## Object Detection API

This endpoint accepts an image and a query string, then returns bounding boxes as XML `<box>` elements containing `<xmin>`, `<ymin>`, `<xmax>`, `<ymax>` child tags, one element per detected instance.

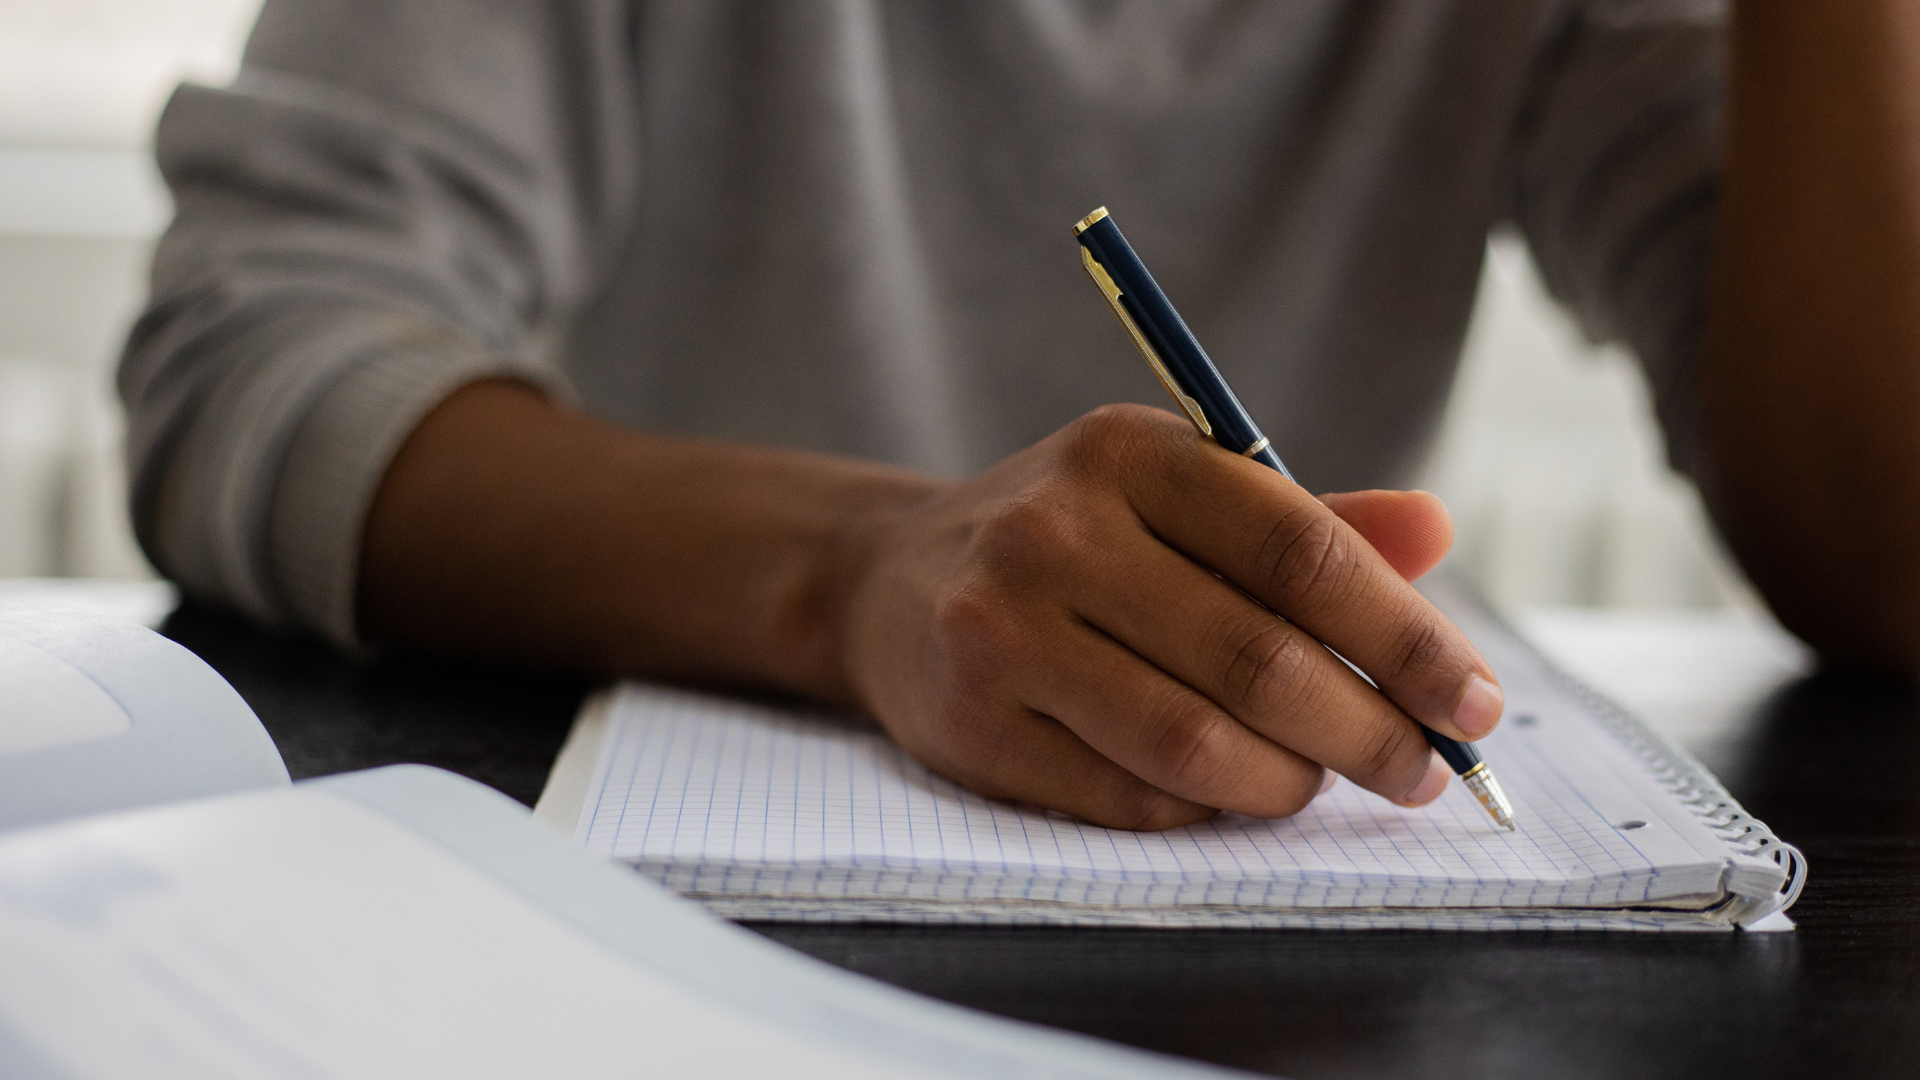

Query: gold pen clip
<box><xmin>1080</xmin><ymin>247</ymin><xmax>1213</xmax><ymax>438</ymax></box>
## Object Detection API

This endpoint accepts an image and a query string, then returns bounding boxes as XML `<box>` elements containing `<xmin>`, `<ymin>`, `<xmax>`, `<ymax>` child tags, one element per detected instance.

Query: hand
<box><xmin>834</xmin><ymin>404</ymin><xmax>1504</xmax><ymax>831</ymax></box>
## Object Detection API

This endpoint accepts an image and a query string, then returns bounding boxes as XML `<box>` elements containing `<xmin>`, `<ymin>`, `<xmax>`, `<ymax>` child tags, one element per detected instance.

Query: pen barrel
<box><xmin>1423</xmin><ymin>727</ymin><xmax>1483</xmax><ymax>775</ymax></box>
<box><xmin>1075</xmin><ymin>210</ymin><xmax>1495</xmax><ymax>804</ymax></box>
<box><xmin>1075</xmin><ymin>216</ymin><xmax>1278</xmax><ymax>469</ymax></box>
<box><xmin>1245</xmin><ymin>443</ymin><xmax>1291</xmax><ymax>480</ymax></box>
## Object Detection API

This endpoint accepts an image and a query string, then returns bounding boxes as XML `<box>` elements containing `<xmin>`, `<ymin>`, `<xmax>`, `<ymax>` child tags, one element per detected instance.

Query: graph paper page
<box><xmin>573</xmin><ymin>582</ymin><xmax>1753</xmax><ymax>913</ymax></box>
<box><xmin>577</xmin><ymin>700</ymin><xmax>1725</xmax><ymax>910</ymax></box>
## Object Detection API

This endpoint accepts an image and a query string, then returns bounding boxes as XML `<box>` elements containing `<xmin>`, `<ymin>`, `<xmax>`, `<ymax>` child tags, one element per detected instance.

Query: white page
<box><xmin>0</xmin><ymin>789</ymin><xmax>987</xmax><ymax>1080</ymax></box>
<box><xmin>0</xmin><ymin>599</ymin><xmax>288</xmax><ymax>826</ymax></box>
<box><xmin>0</xmin><ymin>607</ymin><xmax>286</xmax><ymax>832</ymax></box>
<box><xmin>0</xmin><ymin>770</ymin><xmax>1228</xmax><ymax>1080</ymax></box>
<box><xmin>0</xmin><ymin>635</ymin><xmax>130</xmax><ymax>755</ymax></box>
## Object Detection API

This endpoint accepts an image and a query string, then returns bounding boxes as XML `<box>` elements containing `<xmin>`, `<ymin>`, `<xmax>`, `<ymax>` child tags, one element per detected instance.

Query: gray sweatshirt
<box><xmin>121</xmin><ymin>0</ymin><xmax>1723</xmax><ymax>648</ymax></box>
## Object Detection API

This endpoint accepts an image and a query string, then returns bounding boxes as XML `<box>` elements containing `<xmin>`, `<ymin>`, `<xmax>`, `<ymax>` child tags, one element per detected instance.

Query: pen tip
<box><xmin>1461</xmin><ymin>765</ymin><xmax>1517</xmax><ymax>833</ymax></box>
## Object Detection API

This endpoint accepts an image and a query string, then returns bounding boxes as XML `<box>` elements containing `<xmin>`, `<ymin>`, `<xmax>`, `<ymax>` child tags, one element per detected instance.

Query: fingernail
<box><xmin>1398</xmin><ymin>753</ymin><xmax>1451</xmax><ymax>807</ymax></box>
<box><xmin>1317</xmin><ymin>769</ymin><xmax>1338</xmax><ymax>796</ymax></box>
<box><xmin>1452</xmin><ymin>674</ymin><xmax>1504</xmax><ymax>737</ymax></box>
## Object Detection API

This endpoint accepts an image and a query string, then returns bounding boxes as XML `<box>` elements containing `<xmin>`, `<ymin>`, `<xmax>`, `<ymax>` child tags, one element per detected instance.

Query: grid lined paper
<box><xmin>570</xmin><ymin>579</ymin><xmax>1773</xmax><ymax>929</ymax></box>
<box><xmin>577</xmin><ymin>685</ymin><xmax>1728</xmax><ymax>924</ymax></box>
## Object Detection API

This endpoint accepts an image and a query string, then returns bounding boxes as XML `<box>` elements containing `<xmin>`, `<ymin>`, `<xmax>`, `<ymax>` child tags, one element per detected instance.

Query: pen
<box><xmin>1072</xmin><ymin>205</ymin><xmax>1517</xmax><ymax>831</ymax></box>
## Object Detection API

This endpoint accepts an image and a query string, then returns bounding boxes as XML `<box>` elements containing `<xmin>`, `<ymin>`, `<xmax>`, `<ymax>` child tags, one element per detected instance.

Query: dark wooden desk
<box><xmin>162</xmin><ymin>603</ymin><xmax>1920</xmax><ymax>1080</ymax></box>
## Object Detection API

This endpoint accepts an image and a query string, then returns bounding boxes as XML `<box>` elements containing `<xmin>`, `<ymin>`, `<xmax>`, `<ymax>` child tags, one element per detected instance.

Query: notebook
<box><xmin>541</xmin><ymin>576</ymin><xmax>1806</xmax><ymax>931</ymax></box>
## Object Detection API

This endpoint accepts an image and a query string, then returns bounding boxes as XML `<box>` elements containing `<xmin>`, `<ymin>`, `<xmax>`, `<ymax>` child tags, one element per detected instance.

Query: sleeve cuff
<box><xmin>267</xmin><ymin>339</ymin><xmax>567</xmax><ymax>651</ymax></box>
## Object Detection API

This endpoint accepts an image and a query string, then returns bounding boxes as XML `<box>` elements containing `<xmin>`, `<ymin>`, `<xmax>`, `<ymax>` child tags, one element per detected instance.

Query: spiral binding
<box><xmin>1486</xmin><ymin>602</ymin><xmax>1808</xmax><ymax>924</ymax></box>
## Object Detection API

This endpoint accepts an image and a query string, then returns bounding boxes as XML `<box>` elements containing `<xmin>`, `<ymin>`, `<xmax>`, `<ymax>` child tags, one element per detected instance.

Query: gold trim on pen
<box><xmin>1241</xmin><ymin>437</ymin><xmax>1271</xmax><ymax>458</ymax></box>
<box><xmin>1080</xmin><ymin>247</ymin><xmax>1213</xmax><ymax>438</ymax></box>
<box><xmin>1072</xmin><ymin>206</ymin><xmax>1111</xmax><ymax>235</ymax></box>
<box><xmin>1460</xmin><ymin>762</ymin><xmax>1517</xmax><ymax>831</ymax></box>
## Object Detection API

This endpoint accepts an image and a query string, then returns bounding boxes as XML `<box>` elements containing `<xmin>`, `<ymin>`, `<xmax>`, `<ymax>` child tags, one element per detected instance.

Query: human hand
<box><xmin>833</xmin><ymin>404</ymin><xmax>1503</xmax><ymax>831</ymax></box>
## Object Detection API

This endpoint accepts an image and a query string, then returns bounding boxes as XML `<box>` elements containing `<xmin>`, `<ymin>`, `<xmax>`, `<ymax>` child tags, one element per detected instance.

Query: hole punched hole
<box><xmin>1615</xmin><ymin>820</ymin><xmax>1648</xmax><ymax>831</ymax></box>
<box><xmin>1513</xmin><ymin>714</ymin><xmax>1539</xmax><ymax>727</ymax></box>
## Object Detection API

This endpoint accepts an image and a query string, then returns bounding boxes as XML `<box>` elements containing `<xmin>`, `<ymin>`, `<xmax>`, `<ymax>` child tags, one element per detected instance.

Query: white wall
<box><xmin>0</xmin><ymin>0</ymin><xmax>1755</xmax><ymax>611</ymax></box>
<box><xmin>0</xmin><ymin>0</ymin><xmax>256</xmax><ymax>149</ymax></box>
<box><xmin>0</xmin><ymin>0</ymin><xmax>257</xmax><ymax>579</ymax></box>
<box><xmin>1418</xmin><ymin>236</ymin><xmax>1753</xmax><ymax>611</ymax></box>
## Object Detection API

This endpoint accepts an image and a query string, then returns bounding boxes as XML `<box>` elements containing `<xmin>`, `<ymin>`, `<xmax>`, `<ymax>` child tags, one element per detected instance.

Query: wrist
<box><xmin>769</xmin><ymin>474</ymin><xmax>945</xmax><ymax>705</ymax></box>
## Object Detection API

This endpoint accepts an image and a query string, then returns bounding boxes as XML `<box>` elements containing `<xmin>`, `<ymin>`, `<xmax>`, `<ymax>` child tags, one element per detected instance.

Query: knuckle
<box><xmin>1150</xmin><ymin>700</ymin><xmax>1242</xmax><ymax>794</ymax></box>
<box><xmin>1257</xmin><ymin>508</ymin><xmax>1358</xmax><ymax>613</ymax></box>
<box><xmin>1063</xmin><ymin>403</ymin><xmax>1172</xmax><ymax>473</ymax></box>
<box><xmin>1261</xmin><ymin>777</ymin><xmax>1320</xmax><ymax>820</ymax></box>
<box><xmin>975</xmin><ymin>492</ymin><xmax>1086</xmax><ymax>566</ymax></box>
<box><xmin>1354</xmin><ymin>718</ymin><xmax>1425</xmax><ymax>790</ymax></box>
<box><xmin>1388</xmin><ymin>616</ymin><xmax>1449</xmax><ymax>683</ymax></box>
<box><xmin>1107</xmin><ymin>785</ymin><xmax>1204</xmax><ymax>832</ymax></box>
<box><xmin>1219</xmin><ymin>616</ymin><xmax>1313</xmax><ymax>714</ymax></box>
<box><xmin>931</xmin><ymin>582</ymin><xmax>996</xmax><ymax>642</ymax></box>
<box><xmin>931</xmin><ymin>582</ymin><xmax>1022</xmax><ymax>664</ymax></box>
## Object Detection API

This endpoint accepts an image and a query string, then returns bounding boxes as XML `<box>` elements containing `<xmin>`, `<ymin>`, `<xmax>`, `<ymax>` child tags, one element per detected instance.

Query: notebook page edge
<box><xmin>533</xmin><ymin>689</ymin><xmax>614</xmax><ymax>836</ymax></box>
<box><xmin>697</xmin><ymin>897</ymin><xmax>1742</xmax><ymax>931</ymax></box>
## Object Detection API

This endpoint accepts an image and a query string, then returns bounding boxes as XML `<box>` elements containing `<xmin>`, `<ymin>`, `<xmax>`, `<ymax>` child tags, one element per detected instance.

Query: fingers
<box><xmin>1021</xmin><ymin>617</ymin><xmax>1330</xmax><ymax>818</ymax></box>
<box><xmin>848</xmin><ymin>403</ymin><xmax>1488</xmax><ymax>831</ymax></box>
<box><xmin>1319</xmin><ymin>490</ymin><xmax>1454</xmax><ymax>583</ymax></box>
<box><xmin>909</xmin><ymin>704</ymin><xmax>1220</xmax><ymax>832</ymax></box>
<box><xmin>1052</xmin><ymin>529</ymin><xmax>1449</xmax><ymax>806</ymax></box>
<box><xmin>1119</xmin><ymin>426</ymin><xmax>1503</xmax><ymax>743</ymax></box>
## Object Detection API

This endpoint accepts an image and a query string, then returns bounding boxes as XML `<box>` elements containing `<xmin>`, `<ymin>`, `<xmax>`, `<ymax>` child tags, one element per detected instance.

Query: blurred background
<box><xmin>0</xmin><ymin>0</ymin><xmax>1754</xmax><ymax>615</ymax></box>
<box><xmin>0</xmin><ymin>0</ymin><xmax>253</xmax><ymax>581</ymax></box>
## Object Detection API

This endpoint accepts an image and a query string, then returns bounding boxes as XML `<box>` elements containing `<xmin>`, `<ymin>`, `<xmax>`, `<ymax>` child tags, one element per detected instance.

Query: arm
<box><xmin>362</xmin><ymin>383</ymin><xmax>1500</xmax><ymax>830</ymax></box>
<box><xmin>1699</xmin><ymin>1</ymin><xmax>1920</xmax><ymax>671</ymax></box>
<box><xmin>1502</xmin><ymin>4</ymin><xmax>1920</xmax><ymax>668</ymax></box>
<box><xmin>144</xmin><ymin>0</ymin><xmax>1505</xmax><ymax>831</ymax></box>
<box><xmin>358</xmin><ymin>380</ymin><xmax>939</xmax><ymax>700</ymax></box>
<box><xmin>121</xmin><ymin>0</ymin><xmax>637</xmax><ymax>640</ymax></box>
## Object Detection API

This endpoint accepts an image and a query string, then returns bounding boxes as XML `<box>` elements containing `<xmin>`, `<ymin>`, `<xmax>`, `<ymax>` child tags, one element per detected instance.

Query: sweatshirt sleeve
<box><xmin>119</xmin><ymin>0</ymin><xmax>639</xmax><ymax>648</ymax></box>
<box><xmin>1506</xmin><ymin>0</ymin><xmax>1724</xmax><ymax>475</ymax></box>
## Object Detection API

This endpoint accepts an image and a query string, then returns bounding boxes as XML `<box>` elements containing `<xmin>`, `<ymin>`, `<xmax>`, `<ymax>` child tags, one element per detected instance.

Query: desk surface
<box><xmin>159</xmin><ymin>602</ymin><xmax>1920</xmax><ymax>1080</ymax></box>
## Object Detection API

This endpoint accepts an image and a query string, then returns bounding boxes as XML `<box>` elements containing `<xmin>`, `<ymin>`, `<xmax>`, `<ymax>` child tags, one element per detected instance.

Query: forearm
<box><xmin>358</xmin><ymin>381</ymin><xmax>941</xmax><ymax>698</ymax></box>
<box><xmin>1701</xmin><ymin>0</ymin><xmax>1920</xmax><ymax>668</ymax></box>
<box><xmin>359</xmin><ymin>386</ymin><xmax>1496</xmax><ymax>830</ymax></box>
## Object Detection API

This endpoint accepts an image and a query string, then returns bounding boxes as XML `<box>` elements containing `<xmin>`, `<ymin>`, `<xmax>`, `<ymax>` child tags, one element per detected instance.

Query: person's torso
<box><xmin>561</xmin><ymin>0</ymin><xmax>1555</xmax><ymax>490</ymax></box>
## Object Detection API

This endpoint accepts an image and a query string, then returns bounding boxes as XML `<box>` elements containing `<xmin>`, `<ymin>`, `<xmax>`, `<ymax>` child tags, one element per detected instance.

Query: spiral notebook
<box><xmin>541</xmin><ymin>577</ymin><xmax>1805</xmax><ymax>931</ymax></box>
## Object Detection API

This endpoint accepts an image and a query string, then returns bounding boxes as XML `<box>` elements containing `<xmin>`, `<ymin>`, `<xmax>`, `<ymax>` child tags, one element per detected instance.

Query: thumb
<box><xmin>1319</xmin><ymin>489</ymin><xmax>1454</xmax><ymax>582</ymax></box>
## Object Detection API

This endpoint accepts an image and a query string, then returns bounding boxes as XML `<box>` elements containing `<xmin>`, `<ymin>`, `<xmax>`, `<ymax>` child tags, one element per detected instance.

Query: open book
<box><xmin>539</xmin><ymin>577</ymin><xmax>1806</xmax><ymax>931</ymax></box>
<box><xmin>0</xmin><ymin>604</ymin><xmax>1226</xmax><ymax>1079</ymax></box>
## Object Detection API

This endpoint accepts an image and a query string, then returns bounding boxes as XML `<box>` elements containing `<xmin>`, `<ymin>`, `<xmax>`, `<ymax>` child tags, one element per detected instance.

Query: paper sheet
<box><xmin>0</xmin><ymin>790</ymin><xmax>946</xmax><ymax>1079</ymax></box>
<box><xmin>0</xmin><ymin>769</ymin><xmax>1229</xmax><ymax>1080</ymax></box>
<box><xmin>562</xmin><ymin>579</ymin><xmax>1795</xmax><ymax>928</ymax></box>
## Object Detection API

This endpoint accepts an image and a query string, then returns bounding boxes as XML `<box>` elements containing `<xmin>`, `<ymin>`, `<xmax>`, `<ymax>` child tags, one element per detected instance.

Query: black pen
<box><xmin>1072</xmin><ymin>206</ymin><xmax>1517</xmax><ymax>831</ymax></box>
